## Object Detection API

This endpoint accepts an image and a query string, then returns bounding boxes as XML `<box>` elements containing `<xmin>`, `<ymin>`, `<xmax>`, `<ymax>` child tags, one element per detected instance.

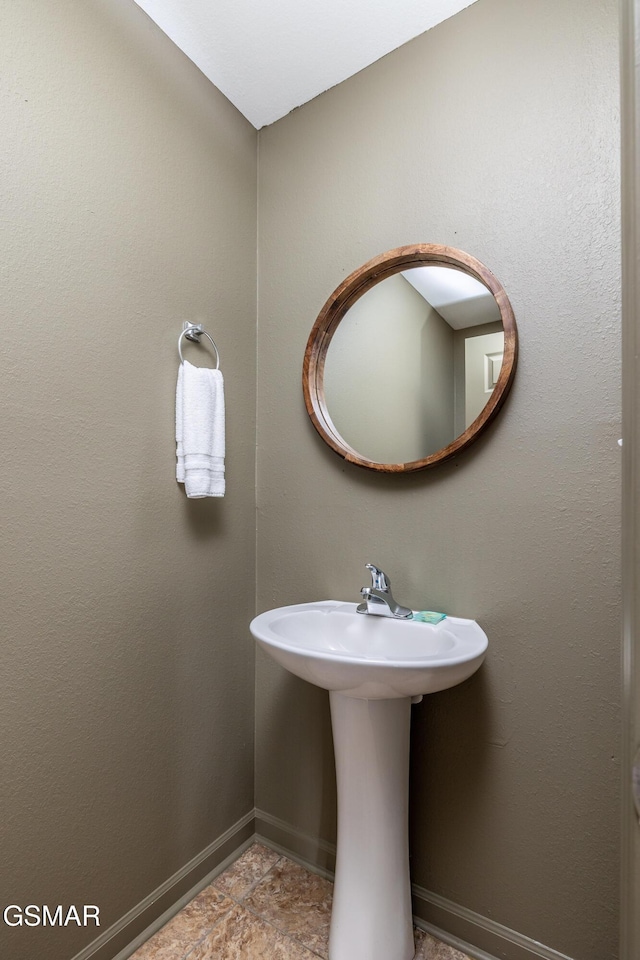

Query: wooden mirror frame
<box><xmin>303</xmin><ymin>244</ymin><xmax>518</xmax><ymax>473</ymax></box>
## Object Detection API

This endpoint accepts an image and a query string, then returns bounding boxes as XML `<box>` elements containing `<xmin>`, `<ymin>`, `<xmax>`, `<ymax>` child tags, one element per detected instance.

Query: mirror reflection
<box><xmin>322</xmin><ymin>266</ymin><xmax>505</xmax><ymax>464</ymax></box>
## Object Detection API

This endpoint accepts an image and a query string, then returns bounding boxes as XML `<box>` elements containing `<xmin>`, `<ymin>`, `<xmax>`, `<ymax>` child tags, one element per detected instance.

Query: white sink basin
<box><xmin>250</xmin><ymin>600</ymin><xmax>488</xmax><ymax>699</ymax></box>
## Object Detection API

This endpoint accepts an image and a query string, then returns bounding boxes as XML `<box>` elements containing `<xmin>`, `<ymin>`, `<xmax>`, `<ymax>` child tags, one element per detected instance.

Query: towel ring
<box><xmin>178</xmin><ymin>322</ymin><xmax>220</xmax><ymax>369</ymax></box>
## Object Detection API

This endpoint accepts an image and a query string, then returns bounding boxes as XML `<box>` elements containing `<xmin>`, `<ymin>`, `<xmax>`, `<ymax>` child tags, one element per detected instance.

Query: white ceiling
<box><xmin>402</xmin><ymin>267</ymin><xmax>501</xmax><ymax>329</ymax></box>
<box><xmin>132</xmin><ymin>0</ymin><xmax>480</xmax><ymax>129</ymax></box>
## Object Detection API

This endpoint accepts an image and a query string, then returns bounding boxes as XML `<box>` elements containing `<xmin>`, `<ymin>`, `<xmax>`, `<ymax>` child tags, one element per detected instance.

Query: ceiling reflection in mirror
<box><xmin>322</xmin><ymin>266</ymin><xmax>505</xmax><ymax>465</ymax></box>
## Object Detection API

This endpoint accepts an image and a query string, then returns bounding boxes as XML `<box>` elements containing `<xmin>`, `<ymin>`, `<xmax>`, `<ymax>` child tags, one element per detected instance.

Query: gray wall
<box><xmin>0</xmin><ymin>2</ymin><xmax>257</xmax><ymax>959</ymax></box>
<box><xmin>256</xmin><ymin>1</ymin><xmax>620</xmax><ymax>958</ymax></box>
<box><xmin>0</xmin><ymin>1</ymin><xmax>621</xmax><ymax>959</ymax></box>
<box><xmin>323</xmin><ymin>274</ymin><xmax>455</xmax><ymax>462</ymax></box>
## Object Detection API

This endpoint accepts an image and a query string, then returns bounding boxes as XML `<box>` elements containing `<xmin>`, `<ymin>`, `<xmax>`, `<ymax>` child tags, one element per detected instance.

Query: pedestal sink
<box><xmin>250</xmin><ymin>600</ymin><xmax>488</xmax><ymax>960</ymax></box>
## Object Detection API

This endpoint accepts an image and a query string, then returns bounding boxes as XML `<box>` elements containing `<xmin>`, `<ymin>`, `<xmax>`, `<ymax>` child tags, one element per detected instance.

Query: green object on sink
<box><xmin>411</xmin><ymin>610</ymin><xmax>447</xmax><ymax>624</ymax></box>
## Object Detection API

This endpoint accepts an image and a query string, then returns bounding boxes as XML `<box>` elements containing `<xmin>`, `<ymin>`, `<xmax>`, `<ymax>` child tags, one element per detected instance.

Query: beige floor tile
<box><xmin>129</xmin><ymin>885</ymin><xmax>234</xmax><ymax>960</ymax></box>
<box><xmin>213</xmin><ymin>843</ymin><xmax>282</xmax><ymax>900</ymax></box>
<box><xmin>243</xmin><ymin>856</ymin><xmax>332</xmax><ymax>957</ymax></box>
<box><xmin>128</xmin><ymin>844</ymin><xmax>475</xmax><ymax>960</ymax></box>
<box><xmin>188</xmin><ymin>904</ymin><xmax>320</xmax><ymax>959</ymax></box>
<box><xmin>413</xmin><ymin>928</ymin><xmax>473</xmax><ymax>960</ymax></box>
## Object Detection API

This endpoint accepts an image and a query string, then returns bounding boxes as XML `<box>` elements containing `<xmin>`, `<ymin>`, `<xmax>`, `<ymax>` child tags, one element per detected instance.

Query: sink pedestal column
<box><xmin>328</xmin><ymin>692</ymin><xmax>415</xmax><ymax>960</ymax></box>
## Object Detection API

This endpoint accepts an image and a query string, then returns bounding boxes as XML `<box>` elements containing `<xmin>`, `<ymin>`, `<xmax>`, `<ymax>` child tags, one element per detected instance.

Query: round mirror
<box><xmin>303</xmin><ymin>244</ymin><xmax>518</xmax><ymax>473</ymax></box>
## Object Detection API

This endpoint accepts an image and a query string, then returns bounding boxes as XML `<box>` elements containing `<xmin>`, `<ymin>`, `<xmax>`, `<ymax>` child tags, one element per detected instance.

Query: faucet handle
<box><xmin>365</xmin><ymin>563</ymin><xmax>389</xmax><ymax>592</ymax></box>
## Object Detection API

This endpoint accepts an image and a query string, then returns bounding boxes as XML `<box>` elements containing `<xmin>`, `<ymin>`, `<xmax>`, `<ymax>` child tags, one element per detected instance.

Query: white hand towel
<box><xmin>176</xmin><ymin>360</ymin><xmax>225</xmax><ymax>498</ymax></box>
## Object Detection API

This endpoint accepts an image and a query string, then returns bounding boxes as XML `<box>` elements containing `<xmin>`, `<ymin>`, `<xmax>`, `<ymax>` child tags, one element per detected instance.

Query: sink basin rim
<box><xmin>251</xmin><ymin>599</ymin><xmax>488</xmax><ymax>668</ymax></box>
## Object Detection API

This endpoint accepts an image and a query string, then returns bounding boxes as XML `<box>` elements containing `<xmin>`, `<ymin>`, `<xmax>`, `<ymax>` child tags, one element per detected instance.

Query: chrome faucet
<box><xmin>356</xmin><ymin>564</ymin><xmax>413</xmax><ymax>619</ymax></box>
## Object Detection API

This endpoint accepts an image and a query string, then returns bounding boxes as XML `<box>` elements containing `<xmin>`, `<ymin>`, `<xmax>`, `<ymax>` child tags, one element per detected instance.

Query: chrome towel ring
<box><xmin>178</xmin><ymin>322</ymin><xmax>220</xmax><ymax>369</ymax></box>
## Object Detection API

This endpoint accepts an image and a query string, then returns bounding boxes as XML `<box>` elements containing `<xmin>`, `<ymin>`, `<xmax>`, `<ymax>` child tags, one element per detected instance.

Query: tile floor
<box><xmin>130</xmin><ymin>842</ymin><xmax>473</xmax><ymax>960</ymax></box>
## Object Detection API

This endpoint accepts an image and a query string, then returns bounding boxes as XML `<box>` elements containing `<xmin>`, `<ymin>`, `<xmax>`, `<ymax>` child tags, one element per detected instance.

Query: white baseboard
<box><xmin>254</xmin><ymin>808</ymin><xmax>576</xmax><ymax>960</ymax></box>
<box><xmin>412</xmin><ymin>885</ymin><xmax>577</xmax><ymax>960</ymax></box>
<box><xmin>72</xmin><ymin>808</ymin><xmax>578</xmax><ymax>960</ymax></box>
<box><xmin>254</xmin><ymin>807</ymin><xmax>337</xmax><ymax>876</ymax></box>
<box><xmin>70</xmin><ymin>810</ymin><xmax>255</xmax><ymax>960</ymax></box>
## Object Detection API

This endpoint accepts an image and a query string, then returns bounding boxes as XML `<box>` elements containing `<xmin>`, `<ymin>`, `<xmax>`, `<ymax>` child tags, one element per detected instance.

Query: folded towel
<box><xmin>176</xmin><ymin>360</ymin><xmax>225</xmax><ymax>498</ymax></box>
